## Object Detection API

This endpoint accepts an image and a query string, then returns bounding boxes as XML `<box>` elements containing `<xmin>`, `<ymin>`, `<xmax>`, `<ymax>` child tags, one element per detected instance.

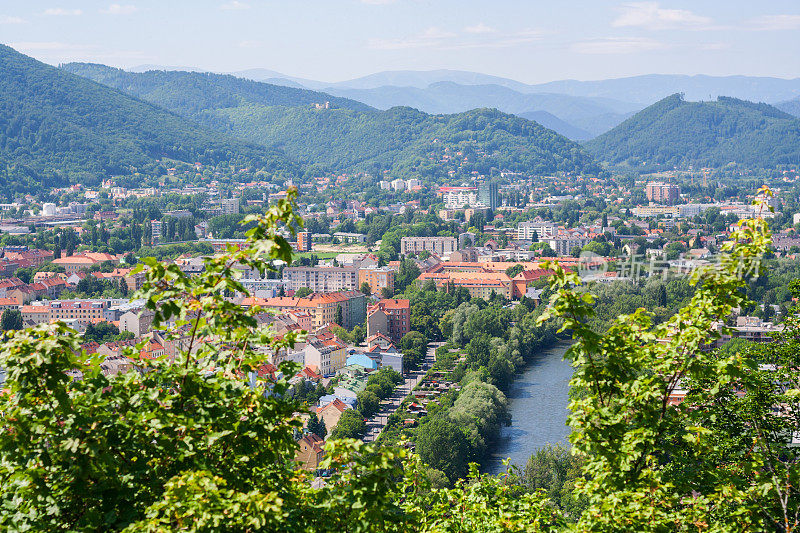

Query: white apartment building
<box><xmin>282</xmin><ymin>266</ymin><xmax>358</xmax><ymax>292</ymax></box>
<box><xmin>400</xmin><ymin>236</ymin><xmax>457</xmax><ymax>257</ymax></box>
<box><xmin>546</xmin><ymin>235</ymin><xmax>592</xmax><ymax>256</ymax></box>
<box><xmin>517</xmin><ymin>220</ymin><xmax>558</xmax><ymax>240</ymax></box>
<box><xmin>442</xmin><ymin>188</ymin><xmax>478</xmax><ymax>209</ymax></box>
<box><xmin>391</xmin><ymin>179</ymin><xmax>406</xmax><ymax>191</ymax></box>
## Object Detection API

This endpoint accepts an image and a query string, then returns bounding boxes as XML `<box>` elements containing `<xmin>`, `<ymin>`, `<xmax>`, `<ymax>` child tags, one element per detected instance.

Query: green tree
<box><xmin>505</xmin><ymin>264</ymin><xmax>524</xmax><ymax>278</ymax></box>
<box><xmin>357</xmin><ymin>390</ymin><xmax>380</xmax><ymax>418</ymax></box>
<box><xmin>330</xmin><ymin>409</ymin><xmax>367</xmax><ymax>440</ymax></box>
<box><xmin>306</xmin><ymin>412</ymin><xmax>327</xmax><ymax>440</ymax></box>
<box><xmin>335</xmin><ymin>304</ymin><xmax>343</xmax><ymax>327</ymax></box>
<box><xmin>0</xmin><ymin>309</ymin><xmax>23</xmax><ymax>332</ymax></box>
<box><xmin>538</xmin><ymin>189</ymin><xmax>780</xmax><ymax>530</ymax></box>
<box><xmin>294</xmin><ymin>286</ymin><xmax>312</xmax><ymax>298</ymax></box>
<box><xmin>416</xmin><ymin>416</ymin><xmax>469</xmax><ymax>483</ymax></box>
<box><xmin>360</xmin><ymin>281</ymin><xmax>372</xmax><ymax>296</ymax></box>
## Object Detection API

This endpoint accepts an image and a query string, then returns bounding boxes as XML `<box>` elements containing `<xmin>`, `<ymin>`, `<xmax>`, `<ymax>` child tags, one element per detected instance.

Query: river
<box><xmin>484</xmin><ymin>342</ymin><xmax>573</xmax><ymax>474</ymax></box>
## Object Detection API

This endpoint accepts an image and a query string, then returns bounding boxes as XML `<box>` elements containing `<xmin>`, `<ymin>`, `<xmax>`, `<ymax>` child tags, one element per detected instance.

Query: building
<box><xmin>150</xmin><ymin>219</ymin><xmax>163</xmax><ymax>243</ymax></box>
<box><xmin>296</xmin><ymin>433</ymin><xmax>325</xmax><ymax>471</ymax></box>
<box><xmin>257</xmin><ymin>291</ymin><xmax>366</xmax><ymax>330</ymax></box>
<box><xmin>477</xmin><ymin>181</ymin><xmax>499</xmax><ymax>210</ymax></box>
<box><xmin>48</xmin><ymin>300</ymin><xmax>108</xmax><ymax>324</ymax></box>
<box><xmin>400</xmin><ymin>236</ymin><xmax>457</xmax><ymax>257</ymax></box>
<box><xmin>441</xmin><ymin>187</ymin><xmax>478</xmax><ymax>209</ymax></box>
<box><xmin>517</xmin><ymin>220</ymin><xmax>558</xmax><ymax>240</ymax></box>
<box><xmin>390</xmin><ymin>178</ymin><xmax>406</xmax><ymax>191</ymax></box>
<box><xmin>358</xmin><ymin>267</ymin><xmax>395</xmax><ymax>295</ymax></box>
<box><xmin>52</xmin><ymin>252</ymin><xmax>118</xmax><ymax>274</ymax></box>
<box><xmin>304</xmin><ymin>334</ymin><xmax>348</xmax><ymax>376</ymax></box>
<box><xmin>297</xmin><ymin>231</ymin><xmax>312</xmax><ymax>252</ymax></box>
<box><xmin>221</xmin><ymin>197</ymin><xmax>240</xmax><ymax>215</ymax></box>
<box><xmin>42</xmin><ymin>203</ymin><xmax>57</xmax><ymax>216</ymax></box>
<box><xmin>282</xmin><ymin>266</ymin><xmax>358</xmax><ymax>293</ymax></box>
<box><xmin>316</xmin><ymin>398</ymin><xmax>351</xmax><ymax>434</ymax></box>
<box><xmin>119</xmin><ymin>309</ymin><xmax>154</xmax><ymax>337</ymax></box>
<box><xmin>367</xmin><ymin>299</ymin><xmax>410</xmax><ymax>344</ymax></box>
<box><xmin>332</xmin><ymin>232</ymin><xmax>366</xmax><ymax>244</ymax></box>
<box><xmin>646</xmin><ymin>182</ymin><xmax>680</xmax><ymax>205</ymax></box>
<box><xmin>546</xmin><ymin>235</ymin><xmax>593</xmax><ymax>256</ymax></box>
<box><xmin>417</xmin><ymin>271</ymin><xmax>513</xmax><ymax>300</ymax></box>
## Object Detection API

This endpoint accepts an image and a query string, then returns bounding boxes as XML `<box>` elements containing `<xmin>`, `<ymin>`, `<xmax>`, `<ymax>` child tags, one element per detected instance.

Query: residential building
<box><xmin>546</xmin><ymin>235</ymin><xmax>593</xmax><ymax>256</ymax></box>
<box><xmin>296</xmin><ymin>433</ymin><xmax>325</xmax><ymax>471</ymax></box>
<box><xmin>400</xmin><ymin>236</ymin><xmax>457</xmax><ymax>257</ymax></box>
<box><xmin>417</xmin><ymin>271</ymin><xmax>513</xmax><ymax>300</ymax></box>
<box><xmin>21</xmin><ymin>304</ymin><xmax>49</xmax><ymax>325</ymax></box>
<box><xmin>257</xmin><ymin>291</ymin><xmax>366</xmax><ymax>330</ymax></box>
<box><xmin>440</xmin><ymin>187</ymin><xmax>477</xmax><ymax>209</ymax></box>
<box><xmin>358</xmin><ymin>267</ymin><xmax>395</xmax><ymax>295</ymax></box>
<box><xmin>52</xmin><ymin>252</ymin><xmax>118</xmax><ymax>274</ymax></box>
<box><xmin>646</xmin><ymin>182</ymin><xmax>680</xmax><ymax>205</ymax></box>
<box><xmin>282</xmin><ymin>266</ymin><xmax>358</xmax><ymax>293</ymax></box>
<box><xmin>119</xmin><ymin>309</ymin><xmax>155</xmax><ymax>337</ymax></box>
<box><xmin>517</xmin><ymin>220</ymin><xmax>558</xmax><ymax>240</ymax></box>
<box><xmin>151</xmin><ymin>220</ymin><xmax>163</xmax><ymax>243</ymax></box>
<box><xmin>332</xmin><ymin>232</ymin><xmax>366</xmax><ymax>244</ymax></box>
<box><xmin>221</xmin><ymin>197</ymin><xmax>240</xmax><ymax>215</ymax></box>
<box><xmin>316</xmin><ymin>398</ymin><xmax>351</xmax><ymax>434</ymax></box>
<box><xmin>366</xmin><ymin>307</ymin><xmax>389</xmax><ymax>341</ymax></box>
<box><xmin>304</xmin><ymin>334</ymin><xmax>347</xmax><ymax>376</ymax></box>
<box><xmin>48</xmin><ymin>300</ymin><xmax>108</xmax><ymax>324</ymax></box>
<box><xmin>297</xmin><ymin>231</ymin><xmax>312</xmax><ymax>252</ymax></box>
<box><xmin>367</xmin><ymin>299</ymin><xmax>410</xmax><ymax>343</ymax></box>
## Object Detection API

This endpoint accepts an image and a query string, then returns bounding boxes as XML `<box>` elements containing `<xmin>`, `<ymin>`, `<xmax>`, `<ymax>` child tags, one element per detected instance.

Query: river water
<box><xmin>484</xmin><ymin>342</ymin><xmax>573</xmax><ymax>474</ymax></box>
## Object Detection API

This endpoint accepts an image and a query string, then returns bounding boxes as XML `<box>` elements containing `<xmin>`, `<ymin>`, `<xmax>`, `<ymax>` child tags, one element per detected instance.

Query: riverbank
<box><xmin>483</xmin><ymin>341</ymin><xmax>573</xmax><ymax>474</ymax></box>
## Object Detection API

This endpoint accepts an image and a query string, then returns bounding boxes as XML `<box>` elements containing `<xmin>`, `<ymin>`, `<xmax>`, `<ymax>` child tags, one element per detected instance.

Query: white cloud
<box><xmin>613</xmin><ymin>2</ymin><xmax>712</xmax><ymax>30</ymax></box>
<box><xmin>463</xmin><ymin>23</ymin><xmax>495</xmax><ymax>34</ymax></box>
<box><xmin>361</xmin><ymin>0</ymin><xmax>396</xmax><ymax>4</ymax></box>
<box><xmin>0</xmin><ymin>15</ymin><xmax>25</xmax><ymax>24</ymax></box>
<box><xmin>100</xmin><ymin>4</ymin><xmax>137</xmax><ymax>15</ymax></box>
<box><xmin>573</xmin><ymin>37</ymin><xmax>666</xmax><ymax>54</ymax></box>
<box><xmin>369</xmin><ymin>27</ymin><xmax>456</xmax><ymax>50</ymax></box>
<box><xmin>749</xmin><ymin>14</ymin><xmax>800</xmax><ymax>31</ymax></box>
<box><xmin>370</xmin><ymin>26</ymin><xmax>545</xmax><ymax>51</ymax></box>
<box><xmin>221</xmin><ymin>1</ymin><xmax>250</xmax><ymax>10</ymax></box>
<box><xmin>43</xmin><ymin>8</ymin><xmax>82</xmax><ymax>16</ymax></box>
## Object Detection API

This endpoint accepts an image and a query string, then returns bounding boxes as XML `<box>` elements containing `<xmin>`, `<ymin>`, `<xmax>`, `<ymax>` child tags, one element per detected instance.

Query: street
<box><xmin>363</xmin><ymin>341</ymin><xmax>442</xmax><ymax>442</ymax></box>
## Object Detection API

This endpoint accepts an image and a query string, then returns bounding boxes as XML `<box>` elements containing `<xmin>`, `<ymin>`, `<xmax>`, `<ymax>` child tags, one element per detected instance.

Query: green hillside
<box><xmin>64</xmin><ymin>64</ymin><xmax>600</xmax><ymax>177</ymax></box>
<box><xmin>0</xmin><ymin>45</ymin><xmax>292</xmax><ymax>195</ymax></box>
<box><xmin>585</xmin><ymin>93</ymin><xmax>800</xmax><ymax>169</ymax></box>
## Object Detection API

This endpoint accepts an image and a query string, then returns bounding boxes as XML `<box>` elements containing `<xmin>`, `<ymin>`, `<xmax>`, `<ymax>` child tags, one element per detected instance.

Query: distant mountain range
<box><xmin>63</xmin><ymin>62</ymin><xmax>600</xmax><ymax>178</ymax></box>
<box><xmin>585</xmin><ymin>94</ymin><xmax>800</xmax><ymax>169</ymax></box>
<box><xmin>130</xmin><ymin>66</ymin><xmax>800</xmax><ymax>140</ymax></box>
<box><xmin>0</xmin><ymin>45</ymin><xmax>291</xmax><ymax>195</ymax></box>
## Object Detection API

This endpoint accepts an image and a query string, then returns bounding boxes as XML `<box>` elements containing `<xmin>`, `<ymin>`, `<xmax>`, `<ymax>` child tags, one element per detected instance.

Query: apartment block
<box><xmin>400</xmin><ymin>236</ymin><xmax>457</xmax><ymax>257</ymax></box>
<box><xmin>358</xmin><ymin>267</ymin><xmax>395</xmax><ymax>295</ymax></box>
<box><xmin>282</xmin><ymin>266</ymin><xmax>358</xmax><ymax>293</ymax></box>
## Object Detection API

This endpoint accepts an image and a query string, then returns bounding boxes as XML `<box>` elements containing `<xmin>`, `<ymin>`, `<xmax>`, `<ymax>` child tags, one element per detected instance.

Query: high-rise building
<box><xmin>477</xmin><ymin>181</ymin><xmax>499</xmax><ymax>210</ymax></box>
<box><xmin>151</xmin><ymin>220</ymin><xmax>163</xmax><ymax>243</ymax></box>
<box><xmin>221</xmin><ymin>197</ymin><xmax>240</xmax><ymax>215</ymax></box>
<box><xmin>646</xmin><ymin>182</ymin><xmax>680</xmax><ymax>205</ymax></box>
<box><xmin>297</xmin><ymin>231</ymin><xmax>312</xmax><ymax>252</ymax></box>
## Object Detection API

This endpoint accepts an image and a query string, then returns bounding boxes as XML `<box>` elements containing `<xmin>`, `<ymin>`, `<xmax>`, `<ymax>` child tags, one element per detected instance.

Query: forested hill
<box><xmin>0</xmin><ymin>45</ymin><xmax>294</xmax><ymax>193</ymax></box>
<box><xmin>64</xmin><ymin>64</ymin><xmax>601</xmax><ymax>177</ymax></box>
<box><xmin>61</xmin><ymin>62</ymin><xmax>374</xmax><ymax>115</ymax></box>
<box><xmin>584</xmin><ymin>93</ymin><xmax>800</xmax><ymax>169</ymax></box>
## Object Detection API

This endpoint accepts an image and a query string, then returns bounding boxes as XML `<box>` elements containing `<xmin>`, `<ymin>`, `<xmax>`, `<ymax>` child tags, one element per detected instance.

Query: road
<box><xmin>363</xmin><ymin>341</ymin><xmax>442</xmax><ymax>442</ymax></box>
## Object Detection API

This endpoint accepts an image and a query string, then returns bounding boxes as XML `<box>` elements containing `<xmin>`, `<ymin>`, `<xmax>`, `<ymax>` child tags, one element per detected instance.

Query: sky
<box><xmin>1</xmin><ymin>1</ymin><xmax>799</xmax><ymax>84</ymax></box>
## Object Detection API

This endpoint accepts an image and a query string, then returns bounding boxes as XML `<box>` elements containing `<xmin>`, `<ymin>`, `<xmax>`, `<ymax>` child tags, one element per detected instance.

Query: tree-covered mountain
<box><xmin>61</xmin><ymin>63</ymin><xmax>373</xmax><ymax>115</ymax></box>
<box><xmin>64</xmin><ymin>64</ymin><xmax>601</xmax><ymax>177</ymax></box>
<box><xmin>584</xmin><ymin>94</ymin><xmax>800</xmax><ymax>169</ymax></box>
<box><xmin>0</xmin><ymin>46</ymin><xmax>293</xmax><ymax>195</ymax></box>
<box><xmin>777</xmin><ymin>97</ymin><xmax>800</xmax><ymax>118</ymax></box>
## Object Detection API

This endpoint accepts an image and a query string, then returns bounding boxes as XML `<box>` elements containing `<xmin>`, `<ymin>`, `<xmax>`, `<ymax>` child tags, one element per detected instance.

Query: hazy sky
<box><xmin>2</xmin><ymin>1</ymin><xmax>799</xmax><ymax>83</ymax></box>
